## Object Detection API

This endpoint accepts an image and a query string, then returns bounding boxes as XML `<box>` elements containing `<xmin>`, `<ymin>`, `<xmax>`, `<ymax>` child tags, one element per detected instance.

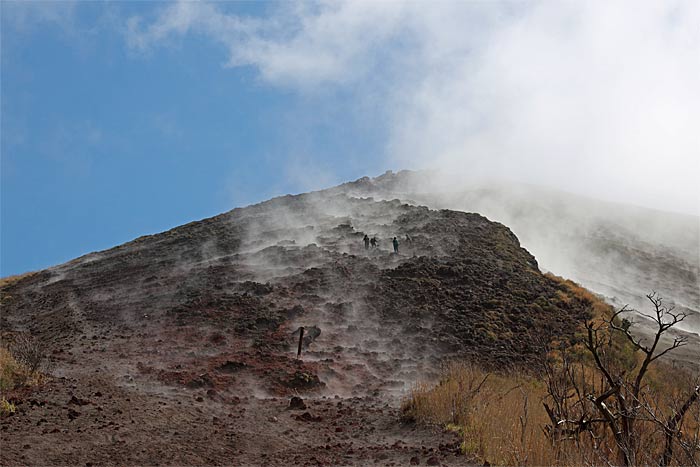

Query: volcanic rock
<box><xmin>287</xmin><ymin>396</ymin><xmax>306</xmax><ymax>410</ymax></box>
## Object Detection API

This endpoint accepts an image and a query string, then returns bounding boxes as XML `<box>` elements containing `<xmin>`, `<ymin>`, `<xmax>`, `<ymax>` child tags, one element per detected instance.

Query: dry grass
<box><xmin>0</xmin><ymin>397</ymin><xmax>17</xmax><ymax>416</ymax></box>
<box><xmin>404</xmin><ymin>361</ymin><xmax>700</xmax><ymax>466</ymax></box>
<box><xmin>0</xmin><ymin>344</ymin><xmax>46</xmax><ymax>393</ymax></box>
<box><xmin>403</xmin><ymin>279</ymin><xmax>700</xmax><ymax>465</ymax></box>
<box><xmin>404</xmin><ymin>363</ymin><xmax>563</xmax><ymax>466</ymax></box>
<box><xmin>0</xmin><ymin>271</ymin><xmax>36</xmax><ymax>289</ymax></box>
<box><xmin>0</xmin><ymin>271</ymin><xmax>37</xmax><ymax>310</ymax></box>
<box><xmin>545</xmin><ymin>272</ymin><xmax>613</xmax><ymax>322</ymax></box>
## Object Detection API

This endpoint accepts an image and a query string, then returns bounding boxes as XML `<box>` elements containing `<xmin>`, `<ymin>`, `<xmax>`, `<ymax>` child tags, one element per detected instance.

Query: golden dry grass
<box><xmin>405</xmin><ymin>361</ymin><xmax>700</xmax><ymax>466</ymax></box>
<box><xmin>545</xmin><ymin>272</ymin><xmax>613</xmax><ymax>322</ymax></box>
<box><xmin>405</xmin><ymin>363</ymin><xmax>572</xmax><ymax>465</ymax></box>
<box><xmin>0</xmin><ymin>271</ymin><xmax>37</xmax><ymax>310</ymax></box>
<box><xmin>0</xmin><ymin>271</ymin><xmax>36</xmax><ymax>289</ymax></box>
<box><xmin>0</xmin><ymin>345</ymin><xmax>45</xmax><ymax>393</ymax></box>
<box><xmin>0</xmin><ymin>397</ymin><xmax>16</xmax><ymax>416</ymax></box>
<box><xmin>402</xmin><ymin>276</ymin><xmax>700</xmax><ymax>465</ymax></box>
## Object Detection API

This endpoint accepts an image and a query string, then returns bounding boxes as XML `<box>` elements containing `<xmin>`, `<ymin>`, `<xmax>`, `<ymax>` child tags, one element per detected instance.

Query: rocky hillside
<box><xmin>1</xmin><ymin>192</ymin><xmax>593</xmax><ymax>465</ymax></box>
<box><xmin>335</xmin><ymin>170</ymin><xmax>700</xmax><ymax>362</ymax></box>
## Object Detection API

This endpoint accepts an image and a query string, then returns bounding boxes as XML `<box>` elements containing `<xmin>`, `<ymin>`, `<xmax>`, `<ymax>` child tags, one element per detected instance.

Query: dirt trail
<box><xmin>2</xmin><ymin>194</ymin><xmax>592</xmax><ymax>466</ymax></box>
<box><xmin>2</xmin><ymin>374</ymin><xmax>465</xmax><ymax>466</ymax></box>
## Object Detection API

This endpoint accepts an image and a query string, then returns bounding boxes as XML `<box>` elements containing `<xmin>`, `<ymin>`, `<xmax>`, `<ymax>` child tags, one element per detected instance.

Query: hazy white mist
<box><xmin>128</xmin><ymin>0</ymin><xmax>700</xmax><ymax>215</ymax></box>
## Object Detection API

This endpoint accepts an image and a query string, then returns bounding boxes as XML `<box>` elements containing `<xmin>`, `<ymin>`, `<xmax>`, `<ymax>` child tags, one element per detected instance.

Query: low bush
<box><xmin>0</xmin><ymin>336</ymin><xmax>48</xmax><ymax>393</ymax></box>
<box><xmin>0</xmin><ymin>397</ymin><xmax>16</xmax><ymax>417</ymax></box>
<box><xmin>10</xmin><ymin>334</ymin><xmax>47</xmax><ymax>375</ymax></box>
<box><xmin>404</xmin><ymin>363</ymin><xmax>556</xmax><ymax>465</ymax></box>
<box><xmin>405</xmin><ymin>290</ymin><xmax>700</xmax><ymax>466</ymax></box>
<box><xmin>405</xmin><ymin>361</ymin><xmax>699</xmax><ymax>466</ymax></box>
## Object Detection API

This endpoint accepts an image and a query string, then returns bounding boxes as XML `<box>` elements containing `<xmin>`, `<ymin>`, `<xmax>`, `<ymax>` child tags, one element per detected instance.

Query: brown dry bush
<box><xmin>10</xmin><ymin>333</ymin><xmax>48</xmax><ymax>376</ymax></box>
<box><xmin>404</xmin><ymin>362</ymin><xmax>557</xmax><ymax>465</ymax></box>
<box><xmin>406</xmin><ymin>361</ymin><xmax>699</xmax><ymax>466</ymax></box>
<box><xmin>0</xmin><ymin>347</ymin><xmax>25</xmax><ymax>392</ymax></box>
<box><xmin>405</xmin><ymin>290</ymin><xmax>700</xmax><ymax>466</ymax></box>
<box><xmin>0</xmin><ymin>334</ymin><xmax>50</xmax><ymax>392</ymax></box>
<box><xmin>0</xmin><ymin>347</ymin><xmax>37</xmax><ymax>417</ymax></box>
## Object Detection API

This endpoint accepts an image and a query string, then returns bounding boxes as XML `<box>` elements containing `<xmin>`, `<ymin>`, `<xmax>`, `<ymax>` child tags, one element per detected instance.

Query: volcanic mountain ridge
<box><xmin>0</xmin><ymin>191</ymin><xmax>593</xmax><ymax>466</ymax></box>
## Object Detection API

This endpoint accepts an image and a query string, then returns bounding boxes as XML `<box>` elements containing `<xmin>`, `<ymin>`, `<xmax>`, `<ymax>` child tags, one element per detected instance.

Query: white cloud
<box><xmin>1</xmin><ymin>0</ymin><xmax>79</xmax><ymax>32</ymax></box>
<box><xmin>126</xmin><ymin>1</ymin><xmax>412</xmax><ymax>88</ymax></box>
<box><xmin>126</xmin><ymin>0</ymin><xmax>700</xmax><ymax>214</ymax></box>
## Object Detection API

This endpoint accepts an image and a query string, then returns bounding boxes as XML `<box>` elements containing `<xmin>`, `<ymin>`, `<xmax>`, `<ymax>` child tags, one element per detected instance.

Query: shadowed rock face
<box><xmin>2</xmin><ymin>193</ymin><xmax>590</xmax><ymax>397</ymax></box>
<box><xmin>334</xmin><ymin>170</ymin><xmax>700</xmax><ymax>362</ymax></box>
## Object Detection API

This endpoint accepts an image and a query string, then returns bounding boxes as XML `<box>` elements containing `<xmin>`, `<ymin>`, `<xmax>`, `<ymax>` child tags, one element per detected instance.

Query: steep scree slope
<box><xmin>0</xmin><ymin>194</ymin><xmax>591</xmax><ymax>466</ymax></box>
<box><xmin>335</xmin><ymin>170</ymin><xmax>700</xmax><ymax>351</ymax></box>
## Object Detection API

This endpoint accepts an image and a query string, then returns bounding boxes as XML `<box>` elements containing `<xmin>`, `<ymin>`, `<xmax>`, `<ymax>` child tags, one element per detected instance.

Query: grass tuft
<box><xmin>0</xmin><ymin>343</ymin><xmax>46</xmax><ymax>393</ymax></box>
<box><xmin>0</xmin><ymin>397</ymin><xmax>16</xmax><ymax>416</ymax></box>
<box><xmin>405</xmin><ymin>360</ymin><xmax>700</xmax><ymax>466</ymax></box>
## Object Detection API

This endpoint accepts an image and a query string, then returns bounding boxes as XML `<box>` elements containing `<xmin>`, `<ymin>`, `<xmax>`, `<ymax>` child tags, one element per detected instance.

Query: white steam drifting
<box><xmin>127</xmin><ymin>0</ymin><xmax>700</xmax><ymax>215</ymax></box>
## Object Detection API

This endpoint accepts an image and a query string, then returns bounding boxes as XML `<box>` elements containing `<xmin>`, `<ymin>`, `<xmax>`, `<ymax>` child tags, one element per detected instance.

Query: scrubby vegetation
<box><xmin>404</xmin><ymin>286</ymin><xmax>700</xmax><ymax>466</ymax></box>
<box><xmin>0</xmin><ymin>397</ymin><xmax>17</xmax><ymax>416</ymax></box>
<box><xmin>406</xmin><ymin>362</ymin><xmax>699</xmax><ymax>466</ymax></box>
<box><xmin>0</xmin><ymin>334</ymin><xmax>49</xmax><ymax>416</ymax></box>
<box><xmin>1</xmin><ymin>346</ymin><xmax>33</xmax><ymax>392</ymax></box>
<box><xmin>404</xmin><ymin>362</ymin><xmax>553</xmax><ymax>464</ymax></box>
<box><xmin>0</xmin><ymin>272</ymin><xmax>37</xmax><ymax>307</ymax></box>
<box><xmin>9</xmin><ymin>333</ymin><xmax>50</xmax><ymax>377</ymax></box>
<box><xmin>0</xmin><ymin>271</ymin><xmax>37</xmax><ymax>289</ymax></box>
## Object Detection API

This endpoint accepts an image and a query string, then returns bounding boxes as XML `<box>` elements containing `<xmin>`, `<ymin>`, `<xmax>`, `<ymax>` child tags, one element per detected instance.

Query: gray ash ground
<box><xmin>1</xmin><ymin>193</ymin><xmax>592</xmax><ymax>466</ymax></box>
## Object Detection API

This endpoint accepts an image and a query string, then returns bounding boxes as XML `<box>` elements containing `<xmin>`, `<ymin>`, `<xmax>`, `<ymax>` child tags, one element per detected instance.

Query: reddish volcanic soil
<box><xmin>1</xmin><ymin>193</ymin><xmax>592</xmax><ymax>466</ymax></box>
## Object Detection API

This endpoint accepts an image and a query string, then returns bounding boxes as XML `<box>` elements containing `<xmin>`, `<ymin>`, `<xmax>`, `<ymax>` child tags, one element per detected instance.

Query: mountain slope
<box><xmin>1</xmin><ymin>192</ymin><xmax>592</xmax><ymax>465</ymax></box>
<box><xmin>337</xmin><ymin>170</ymin><xmax>700</xmax><ymax>358</ymax></box>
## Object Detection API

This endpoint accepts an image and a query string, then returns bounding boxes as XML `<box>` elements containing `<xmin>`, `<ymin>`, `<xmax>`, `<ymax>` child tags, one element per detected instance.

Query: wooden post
<box><xmin>297</xmin><ymin>326</ymin><xmax>305</xmax><ymax>359</ymax></box>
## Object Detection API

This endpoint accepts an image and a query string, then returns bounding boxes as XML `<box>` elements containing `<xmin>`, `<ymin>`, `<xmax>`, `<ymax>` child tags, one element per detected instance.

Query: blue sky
<box><xmin>2</xmin><ymin>1</ymin><xmax>698</xmax><ymax>276</ymax></box>
<box><xmin>1</xmin><ymin>1</ymin><xmax>388</xmax><ymax>276</ymax></box>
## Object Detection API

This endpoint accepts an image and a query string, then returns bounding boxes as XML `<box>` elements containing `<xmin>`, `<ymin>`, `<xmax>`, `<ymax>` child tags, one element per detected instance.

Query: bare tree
<box><xmin>639</xmin><ymin>380</ymin><xmax>700</xmax><ymax>467</ymax></box>
<box><xmin>543</xmin><ymin>292</ymin><xmax>700</xmax><ymax>466</ymax></box>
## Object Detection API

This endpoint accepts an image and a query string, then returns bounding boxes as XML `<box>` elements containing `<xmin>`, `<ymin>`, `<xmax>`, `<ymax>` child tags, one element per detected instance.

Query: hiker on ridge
<box><xmin>370</xmin><ymin>237</ymin><xmax>377</xmax><ymax>248</ymax></box>
<box><xmin>392</xmin><ymin>237</ymin><xmax>399</xmax><ymax>254</ymax></box>
<box><xmin>363</xmin><ymin>234</ymin><xmax>370</xmax><ymax>250</ymax></box>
